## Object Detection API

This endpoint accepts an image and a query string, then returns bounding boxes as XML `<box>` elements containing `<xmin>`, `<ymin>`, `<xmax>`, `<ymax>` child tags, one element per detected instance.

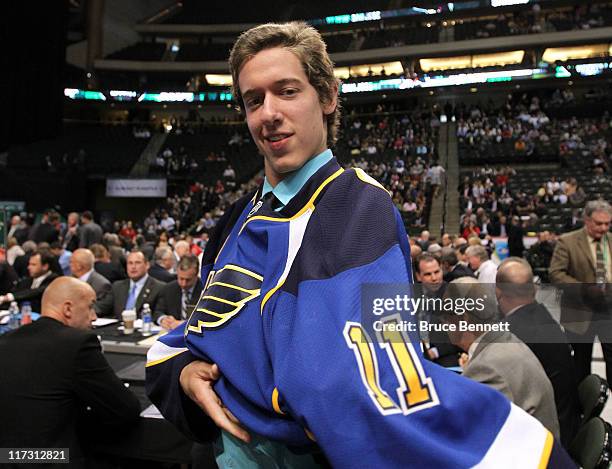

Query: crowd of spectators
<box><xmin>455</xmin><ymin>91</ymin><xmax>611</xmax><ymax>278</ymax></box>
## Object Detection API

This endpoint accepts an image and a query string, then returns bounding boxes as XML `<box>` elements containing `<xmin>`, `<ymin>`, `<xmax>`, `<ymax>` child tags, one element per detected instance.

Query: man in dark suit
<box><xmin>149</xmin><ymin>246</ymin><xmax>177</xmax><ymax>283</ymax></box>
<box><xmin>440</xmin><ymin>247</ymin><xmax>475</xmax><ymax>283</ymax></box>
<box><xmin>70</xmin><ymin>248</ymin><xmax>111</xmax><ymax>315</ymax></box>
<box><xmin>415</xmin><ymin>253</ymin><xmax>462</xmax><ymax>367</ymax></box>
<box><xmin>549</xmin><ymin>200</ymin><xmax>612</xmax><ymax>383</ymax></box>
<box><xmin>155</xmin><ymin>253</ymin><xmax>203</xmax><ymax>330</ymax></box>
<box><xmin>0</xmin><ymin>277</ymin><xmax>140</xmax><ymax>467</ymax></box>
<box><xmin>90</xmin><ymin>243</ymin><xmax>126</xmax><ymax>283</ymax></box>
<box><xmin>496</xmin><ymin>257</ymin><xmax>580</xmax><ymax>449</ymax></box>
<box><xmin>97</xmin><ymin>250</ymin><xmax>165</xmax><ymax>318</ymax></box>
<box><xmin>487</xmin><ymin>214</ymin><xmax>508</xmax><ymax>238</ymax></box>
<box><xmin>78</xmin><ymin>211</ymin><xmax>103</xmax><ymax>248</ymax></box>
<box><xmin>0</xmin><ymin>250</ymin><xmax>59</xmax><ymax>312</ymax></box>
<box><xmin>30</xmin><ymin>210</ymin><xmax>60</xmax><ymax>244</ymax></box>
<box><xmin>507</xmin><ymin>215</ymin><xmax>525</xmax><ymax>258</ymax></box>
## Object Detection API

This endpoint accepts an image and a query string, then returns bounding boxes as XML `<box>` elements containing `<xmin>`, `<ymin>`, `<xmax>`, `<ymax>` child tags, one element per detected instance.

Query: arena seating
<box><xmin>7</xmin><ymin>123</ymin><xmax>151</xmax><ymax>175</ymax></box>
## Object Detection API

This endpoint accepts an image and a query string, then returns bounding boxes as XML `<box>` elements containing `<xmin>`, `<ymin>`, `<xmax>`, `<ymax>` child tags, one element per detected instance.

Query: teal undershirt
<box><xmin>261</xmin><ymin>149</ymin><xmax>333</xmax><ymax>210</ymax></box>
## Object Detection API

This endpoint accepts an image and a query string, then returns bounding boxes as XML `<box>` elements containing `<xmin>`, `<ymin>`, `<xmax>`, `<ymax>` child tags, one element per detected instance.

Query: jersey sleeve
<box><xmin>145</xmin><ymin>323</ymin><xmax>219</xmax><ymax>442</ymax></box>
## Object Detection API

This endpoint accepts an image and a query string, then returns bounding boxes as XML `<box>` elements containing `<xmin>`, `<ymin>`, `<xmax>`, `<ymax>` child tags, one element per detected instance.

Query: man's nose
<box><xmin>261</xmin><ymin>95</ymin><xmax>282</xmax><ymax>125</ymax></box>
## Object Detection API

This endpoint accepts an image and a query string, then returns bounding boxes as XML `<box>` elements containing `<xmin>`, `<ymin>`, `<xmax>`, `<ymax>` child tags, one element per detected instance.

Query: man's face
<box><xmin>162</xmin><ymin>254</ymin><xmax>175</xmax><ymax>271</ymax></box>
<box><xmin>416</xmin><ymin>260</ymin><xmax>443</xmax><ymax>290</ymax></box>
<box><xmin>177</xmin><ymin>267</ymin><xmax>198</xmax><ymax>291</ymax></box>
<box><xmin>467</xmin><ymin>255</ymin><xmax>481</xmax><ymax>271</ymax></box>
<box><xmin>68</xmin><ymin>213</ymin><xmax>78</xmax><ymax>227</ymax></box>
<box><xmin>585</xmin><ymin>210</ymin><xmax>611</xmax><ymax>241</ymax></box>
<box><xmin>28</xmin><ymin>254</ymin><xmax>48</xmax><ymax>278</ymax></box>
<box><xmin>11</xmin><ymin>216</ymin><xmax>20</xmax><ymax>226</ymax></box>
<box><xmin>127</xmin><ymin>252</ymin><xmax>149</xmax><ymax>281</ymax></box>
<box><xmin>239</xmin><ymin>47</ymin><xmax>336</xmax><ymax>186</ymax></box>
<box><xmin>69</xmin><ymin>257</ymin><xmax>83</xmax><ymax>277</ymax></box>
<box><xmin>66</xmin><ymin>287</ymin><xmax>97</xmax><ymax>330</ymax></box>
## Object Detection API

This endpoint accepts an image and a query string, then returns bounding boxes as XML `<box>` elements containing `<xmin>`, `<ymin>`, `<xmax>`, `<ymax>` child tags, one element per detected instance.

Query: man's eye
<box><xmin>282</xmin><ymin>88</ymin><xmax>298</xmax><ymax>96</ymax></box>
<box><xmin>245</xmin><ymin>97</ymin><xmax>261</xmax><ymax>108</ymax></box>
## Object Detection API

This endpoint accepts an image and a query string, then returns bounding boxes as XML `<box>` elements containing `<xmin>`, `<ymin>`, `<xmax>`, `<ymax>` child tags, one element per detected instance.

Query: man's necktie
<box><xmin>125</xmin><ymin>284</ymin><xmax>137</xmax><ymax>310</ymax></box>
<box><xmin>262</xmin><ymin>192</ymin><xmax>283</xmax><ymax>211</ymax></box>
<box><xmin>181</xmin><ymin>289</ymin><xmax>190</xmax><ymax>319</ymax></box>
<box><xmin>595</xmin><ymin>240</ymin><xmax>607</xmax><ymax>283</ymax></box>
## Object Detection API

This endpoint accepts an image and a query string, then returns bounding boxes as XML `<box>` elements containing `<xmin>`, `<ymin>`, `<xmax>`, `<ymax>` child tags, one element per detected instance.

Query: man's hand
<box><xmin>160</xmin><ymin>316</ymin><xmax>182</xmax><ymax>331</ymax></box>
<box><xmin>179</xmin><ymin>360</ymin><xmax>251</xmax><ymax>443</ymax></box>
<box><xmin>459</xmin><ymin>353</ymin><xmax>469</xmax><ymax>369</ymax></box>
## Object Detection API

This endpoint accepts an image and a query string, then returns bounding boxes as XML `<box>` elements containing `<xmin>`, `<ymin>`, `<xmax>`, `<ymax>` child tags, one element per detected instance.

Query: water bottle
<box><xmin>20</xmin><ymin>302</ymin><xmax>32</xmax><ymax>326</ymax></box>
<box><xmin>141</xmin><ymin>303</ymin><xmax>153</xmax><ymax>336</ymax></box>
<box><xmin>8</xmin><ymin>302</ymin><xmax>20</xmax><ymax>330</ymax></box>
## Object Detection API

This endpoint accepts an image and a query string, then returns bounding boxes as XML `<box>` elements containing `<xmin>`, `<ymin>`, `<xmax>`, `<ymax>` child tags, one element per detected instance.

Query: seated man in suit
<box><xmin>155</xmin><ymin>253</ymin><xmax>203</xmax><ymax>331</ymax></box>
<box><xmin>149</xmin><ymin>246</ymin><xmax>177</xmax><ymax>283</ymax></box>
<box><xmin>70</xmin><ymin>248</ymin><xmax>111</xmax><ymax>315</ymax></box>
<box><xmin>97</xmin><ymin>250</ymin><xmax>165</xmax><ymax>318</ymax></box>
<box><xmin>444</xmin><ymin>277</ymin><xmax>560</xmax><ymax>440</ymax></box>
<box><xmin>415</xmin><ymin>253</ymin><xmax>462</xmax><ymax>367</ymax></box>
<box><xmin>0</xmin><ymin>250</ymin><xmax>60</xmax><ymax>312</ymax></box>
<box><xmin>496</xmin><ymin>257</ymin><xmax>580</xmax><ymax>449</ymax></box>
<box><xmin>440</xmin><ymin>247</ymin><xmax>475</xmax><ymax>282</ymax></box>
<box><xmin>0</xmin><ymin>277</ymin><xmax>140</xmax><ymax>466</ymax></box>
<box><xmin>90</xmin><ymin>243</ymin><xmax>126</xmax><ymax>283</ymax></box>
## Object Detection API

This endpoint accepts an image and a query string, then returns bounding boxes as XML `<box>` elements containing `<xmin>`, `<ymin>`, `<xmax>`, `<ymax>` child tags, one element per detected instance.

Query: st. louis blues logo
<box><xmin>186</xmin><ymin>264</ymin><xmax>262</xmax><ymax>335</ymax></box>
<box><xmin>247</xmin><ymin>200</ymin><xmax>263</xmax><ymax>218</ymax></box>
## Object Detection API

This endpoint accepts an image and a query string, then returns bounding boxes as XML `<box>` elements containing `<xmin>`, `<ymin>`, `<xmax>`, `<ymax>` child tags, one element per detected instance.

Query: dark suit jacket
<box><xmin>78</xmin><ymin>222</ymin><xmax>103</xmax><ymax>248</ymax></box>
<box><xmin>12</xmin><ymin>252</ymin><xmax>31</xmax><ymax>280</ymax></box>
<box><xmin>30</xmin><ymin>222</ymin><xmax>60</xmax><ymax>244</ymax></box>
<box><xmin>443</xmin><ymin>264</ymin><xmax>475</xmax><ymax>283</ymax></box>
<box><xmin>154</xmin><ymin>279</ymin><xmax>204</xmax><ymax>322</ymax></box>
<box><xmin>487</xmin><ymin>221</ymin><xmax>507</xmax><ymax>237</ymax></box>
<box><xmin>4</xmin><ymin>272</ymin><xmax>60</xmax><ymax>312</ymax></box>
<box><xmin>149</xmin><ymin>263</ymin><xmax>177</xmax><ymax>283</ymax></box>
<box><xmin>94</xmin><ymin>261</ymin><xmax>126</xmax><ymax>284</ymax></box>
<box><xmin>98</xmin><ymin>275</ymin><xmax>165</xmax><ymax>318</ymax></box>
<box><xmin>507</xmin><ymin>223</ymin><xmax>525</xmax><ymax>257</ymax></box>
<box><xmin>0</xmin><ymin>317</ymin><xmax>140</xmax><ymax>466</ymax></box>
<box><xmin>0</xmin><ymin>262</ymin><xmax>18</xmax><ymax>295</ymax></box>
<box><xmin>506</xmin><ymin>302</ymin><xmax>580</xmax><ymax>448</ymax></box>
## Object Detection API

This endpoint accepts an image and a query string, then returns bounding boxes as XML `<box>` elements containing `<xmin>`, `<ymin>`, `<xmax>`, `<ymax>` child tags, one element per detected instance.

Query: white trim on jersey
<box><xmin>474</xmin><ymin>403</ymin><xmax>552</xmax><ymax>468</ymax></box>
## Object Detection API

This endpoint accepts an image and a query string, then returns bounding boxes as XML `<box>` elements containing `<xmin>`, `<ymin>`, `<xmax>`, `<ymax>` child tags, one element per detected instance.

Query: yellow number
<box><xmin>344</xmin><ymin>323</ymin><xmax>400</xmax><ymax>415</ymax></box>
<box><xmin>378</xmin><ymin>316</ymin><xmax>436</xmax><ymax>413</ymax></box>
<box><xmin>344</xmin><ymin>315</ymin><xmax>438</xmax><ymax>416</ymax></box>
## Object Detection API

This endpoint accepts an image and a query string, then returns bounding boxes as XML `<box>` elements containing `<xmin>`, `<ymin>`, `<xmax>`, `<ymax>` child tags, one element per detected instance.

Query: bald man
<box><xmin>0</xmin><ymin>277</ymin><xmax>140</xmax><ymax>465</ymax></box>
<box><xmin>70</xmin><ymin>248</ymin><xmax>111</xmax><ymax>313</ymax></box>
<box><xmin>496</xmin><ymin>257</ymin><xmax>580</xmax><ymax>448</ymax></box>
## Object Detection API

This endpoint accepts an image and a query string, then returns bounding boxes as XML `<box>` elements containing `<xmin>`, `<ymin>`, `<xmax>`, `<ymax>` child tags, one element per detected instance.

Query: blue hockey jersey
<box><xmin>146</xmin><ymin>158</ymin><xmax>574</xmax><ymax>468</ymax></box>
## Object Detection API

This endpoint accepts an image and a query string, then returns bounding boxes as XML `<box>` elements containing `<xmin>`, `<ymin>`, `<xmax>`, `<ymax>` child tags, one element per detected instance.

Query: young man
<box><xmin>147</xmin><ymin>22</ymin><xmax>573</xmax><ymax>468</ymax></box>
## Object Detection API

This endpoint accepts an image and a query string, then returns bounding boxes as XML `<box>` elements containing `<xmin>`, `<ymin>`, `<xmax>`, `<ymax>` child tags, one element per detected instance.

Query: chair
<box><xmin>569</xmin><ymin>417</ymin><xmax>612</xmax><ymax>469</ymax></box>
<box><xmin>579</xmin><ymin>374</ymin><xmax>610</xmax><ymax>423</ymax></box>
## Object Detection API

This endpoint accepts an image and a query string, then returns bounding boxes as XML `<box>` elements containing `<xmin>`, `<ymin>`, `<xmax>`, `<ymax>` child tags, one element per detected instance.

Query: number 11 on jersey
<box><xmin>344</xmin><ymin>314</ymin><xmax>439</xmax><ymax>416</ymax></box>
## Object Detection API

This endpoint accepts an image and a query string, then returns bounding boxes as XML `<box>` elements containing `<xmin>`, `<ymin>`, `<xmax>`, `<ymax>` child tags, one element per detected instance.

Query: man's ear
<box><xmin>322</xmin><ymin>83</ymin><xmax>339</xmax><ymax>115</ymax></box>
<box><xmin>62</xmin><ymin>300</ymin><xmax>73</xmax><ymax>321</ymax></box>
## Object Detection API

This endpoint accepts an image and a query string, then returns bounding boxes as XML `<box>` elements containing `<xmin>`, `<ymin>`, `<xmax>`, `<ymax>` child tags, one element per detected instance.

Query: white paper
<box><xmin>93</xmin><ymin>318</ymin><xmax>119</xmax><ymax>327</ymax></box>
<box><xmin>140</xmin><ymin>403</ymin><xmax>164</xmax><ymax>419</ymax></box>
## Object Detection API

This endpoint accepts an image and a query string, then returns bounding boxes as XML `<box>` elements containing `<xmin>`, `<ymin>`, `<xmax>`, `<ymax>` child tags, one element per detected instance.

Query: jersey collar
<box><xmin>261</xmin><ymin>149</ymin><xmax>333</xmax><ymax>210</ymax></box>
